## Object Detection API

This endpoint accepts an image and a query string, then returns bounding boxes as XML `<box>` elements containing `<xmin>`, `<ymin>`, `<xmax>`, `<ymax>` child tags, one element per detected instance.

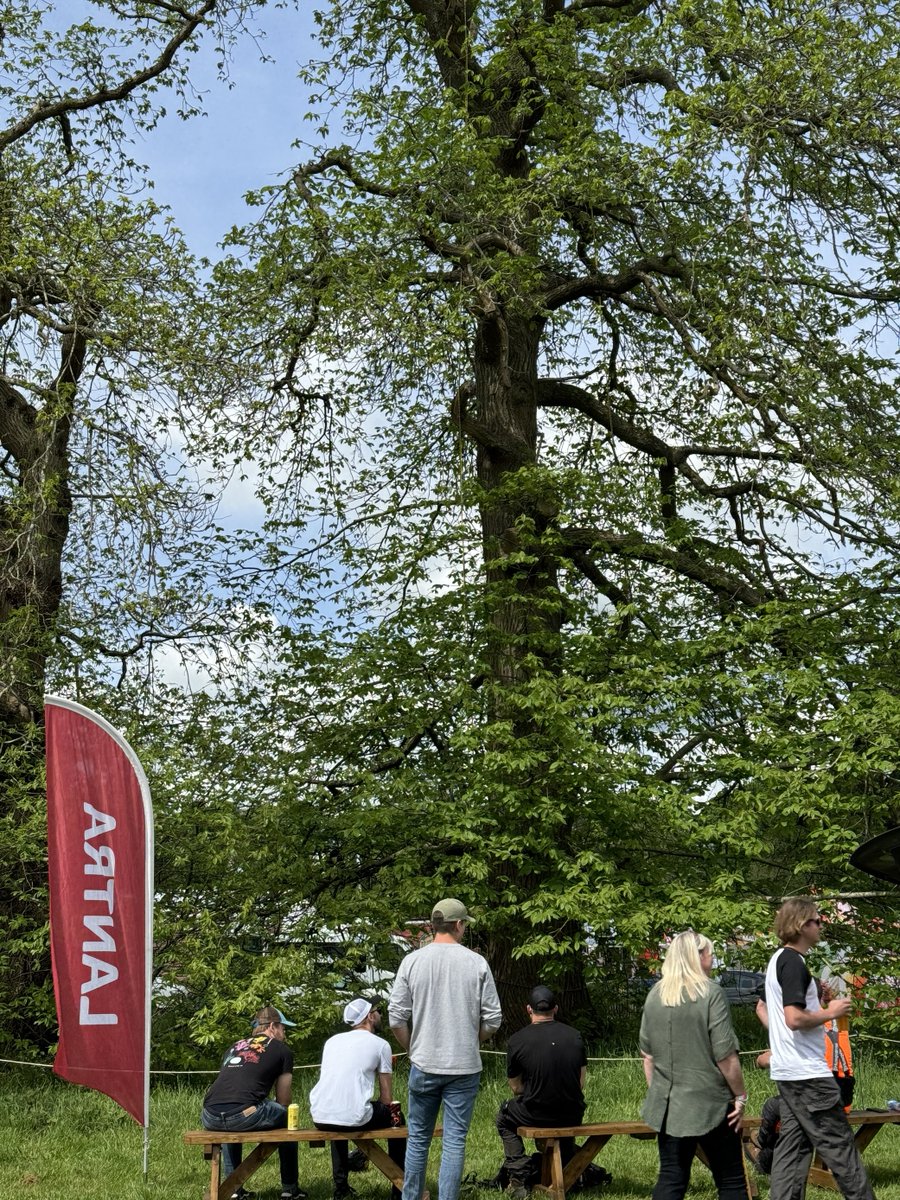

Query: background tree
<box><xmin>0</xmin><ymin>0</ymin><xmax>257</xmax><ymax>1051</ymax></box>
<box><xmin>4</xmin><ymin>0</ymin><xmax>899</xmax><ymax>1059</ymax></box>
<box><xmin>206</xmin><ymin>0</ymin><xmax>900</xmax><ymax>1028</ymax></box>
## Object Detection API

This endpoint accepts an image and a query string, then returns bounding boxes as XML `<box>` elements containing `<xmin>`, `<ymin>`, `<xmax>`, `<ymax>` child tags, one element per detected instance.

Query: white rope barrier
<box><xmin>3</xmin><ymin>1037</ymin><xmax>896</xmax><ymax>1076</ymax></box>
<box><xmin>0</xmin><ymin>1049</ymin><xmax>770</xmax><ymax>1072</ymax></box>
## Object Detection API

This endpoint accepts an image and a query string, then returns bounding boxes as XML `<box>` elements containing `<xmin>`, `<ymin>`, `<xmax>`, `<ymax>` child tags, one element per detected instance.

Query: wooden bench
<box><xmin>517</xmin><ymin>1119</ymin><xmax>656</xmax><ymax>1200</ymax></box>
<box><xmin>518</xmin><ymin>1111</ymin><xmax>900</xmax><ymax>1200</ymax></box>
<box><xmin>184</xmin><ymin>1125</ymin><xmax>439</xmax><ymax>1200</ymax></box>
<box><xmin>743</xmin><ymin>1110</ymin><xmax>900</xmax><ymax>1195</ymax></box>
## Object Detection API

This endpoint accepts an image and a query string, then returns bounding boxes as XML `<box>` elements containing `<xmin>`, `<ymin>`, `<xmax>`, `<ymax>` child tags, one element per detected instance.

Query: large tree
<box><xmin>208</xmin><ymin>0</ymin><xmax>900</xmax><ymax>1026</ymax></box>
<box><xmin>0</xmin><ymin>0</ymin><xmax>256</xmax><ymax>1050</ymax></box>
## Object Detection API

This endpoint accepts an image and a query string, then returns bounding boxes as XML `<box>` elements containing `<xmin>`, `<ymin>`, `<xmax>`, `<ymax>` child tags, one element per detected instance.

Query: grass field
<box><xmin>1</xmin><ymin>1051</ymin><xmax>898</xmax><ymax>1200</ymax></box>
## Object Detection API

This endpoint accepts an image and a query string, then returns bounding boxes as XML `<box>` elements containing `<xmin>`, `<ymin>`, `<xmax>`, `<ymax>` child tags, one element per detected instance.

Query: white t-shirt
<box><xmin>309</xmin><ymin>1030</ymin><xmax>393</xmax><ymax>1126</ymax></box>
<box><xmin>765</xmin><ymin>946</ymin><xmax>829</xmax><ymax>1081</ymax></box>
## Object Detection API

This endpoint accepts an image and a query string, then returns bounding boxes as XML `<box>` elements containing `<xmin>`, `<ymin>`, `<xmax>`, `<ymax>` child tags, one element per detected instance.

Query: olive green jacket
<box><xmin>639</xmin><ymin>981</ymin><xmax>738</xmax><ymax>1137</ymax></box>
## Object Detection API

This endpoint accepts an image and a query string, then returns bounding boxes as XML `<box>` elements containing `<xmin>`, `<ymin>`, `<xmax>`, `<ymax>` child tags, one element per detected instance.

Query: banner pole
<box><xmin>141</xmin><ymin>704</ymin><xmax>154</xmax><ymax>1181</ymax></box>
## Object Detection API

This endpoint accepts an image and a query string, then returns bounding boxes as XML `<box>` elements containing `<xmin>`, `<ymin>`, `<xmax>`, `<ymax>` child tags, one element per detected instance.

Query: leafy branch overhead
<box><xmin>0</xmin><ymin>1</ymin><xmax>271</xmax><ymax>1052</ymax></box>
<box><xmin>190</xmin><ymin>0</ymin><xmax>900</xmax><ymax>1021</ymax></box>
<box><xmin>235</xmin><ymin>0</ymin><xmax>900</xmax><ymax>610</ymax></box>
<box><xmin>0</xmin><ymin>1</ymin><xmax>248</xmax><ymax>721</ymax></box>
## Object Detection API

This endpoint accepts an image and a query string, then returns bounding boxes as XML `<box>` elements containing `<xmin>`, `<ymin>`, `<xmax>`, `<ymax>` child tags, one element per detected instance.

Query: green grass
<box><xmin>1</xmin><ymin>1052</ymin><xmax>898</xmax><ymax>1200</ymax></box>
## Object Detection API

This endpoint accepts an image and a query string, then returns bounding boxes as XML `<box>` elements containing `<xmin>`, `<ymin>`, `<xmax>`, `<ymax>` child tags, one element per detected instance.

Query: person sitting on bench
<box><xmin>496</xmin><ymin>985</ymin><xmax>587</xmax><ymax>1199</ymax></box>
<box><xmin>310</xmin><ymin>997</ymin><xmax>406</xmax><ymax>1200</ymax></box>
<box><xmin>200</xmin><ymin>1005</ymin><xmax>308</xmax><ymax>1200</ymax></box>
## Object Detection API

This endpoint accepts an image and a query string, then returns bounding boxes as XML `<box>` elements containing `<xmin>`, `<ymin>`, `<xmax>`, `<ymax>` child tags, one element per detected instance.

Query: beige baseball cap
<box><xmin>432</xmin><ymin>897</ymin><xmax>475</xmax><ymax>924</ymax></box>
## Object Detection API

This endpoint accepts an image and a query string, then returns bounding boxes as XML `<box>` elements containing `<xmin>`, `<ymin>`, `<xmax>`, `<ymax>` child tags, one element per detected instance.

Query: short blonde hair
<box><xmin>774</xmin><ymin>898</ymin><xmax>819</xmax><ymax>945</ymax></box>
<box><xmin>658</xmin><ymin>931</ymin><xmax>714</xmax><ymax>1007</ymax></box>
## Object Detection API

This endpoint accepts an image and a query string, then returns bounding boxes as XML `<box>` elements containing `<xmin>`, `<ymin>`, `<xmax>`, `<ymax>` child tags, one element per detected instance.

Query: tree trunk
<box><xmin>471</xmin><ymin>308</ymin><xmax>562</xmax><ymax>691</ymax></box>
<box><xmin>464</xmin><ymin>308</ymin><xmax>590</xmax><ymax>1030</ymax></box>
<box><xmin>483</xmin><ymin>927</ymin><xmax>594</xmax><ymax>1043</ymax></box>
<box><xmin>0</xmin><ymin>349</ymin><xmax>79</xmax><ymax>722</ymax></box>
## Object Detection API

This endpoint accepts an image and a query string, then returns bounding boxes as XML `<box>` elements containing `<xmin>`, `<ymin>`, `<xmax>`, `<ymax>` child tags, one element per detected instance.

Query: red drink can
<box><xmin>390</xmin><ymin>1101</ymin><xmax>402</xmax><ymax>1126</ymax></box>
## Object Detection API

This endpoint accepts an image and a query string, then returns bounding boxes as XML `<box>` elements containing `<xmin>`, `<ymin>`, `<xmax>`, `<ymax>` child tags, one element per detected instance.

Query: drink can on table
<box><xmin>288</xmin><ymin>1102</ymin><xmax>300</xmax><ymax>1130</ymax></box>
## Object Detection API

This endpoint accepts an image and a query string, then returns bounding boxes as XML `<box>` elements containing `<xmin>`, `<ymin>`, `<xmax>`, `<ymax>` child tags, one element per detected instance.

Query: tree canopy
<box><xmin>2</xmin><ymin>0</ymin><xmax>900</xmax><ymax>1055</ymax></box>
<box><xmin>203</xmin><ymin>0</ymin><xmax>900</xmax><ymax>1025</ymax></box>
<box><xmin>0</xmin><ymin>0</ymin><xmax>268</xmax><ymax>1051</ymax></box>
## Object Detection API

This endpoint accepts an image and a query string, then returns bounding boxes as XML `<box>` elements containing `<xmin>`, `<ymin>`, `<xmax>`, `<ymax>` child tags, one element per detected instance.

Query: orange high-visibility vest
<box><xmin>824</xmin><ymin>1015</ymin><xmax>853</xmax><ymax>1110</ymax></box>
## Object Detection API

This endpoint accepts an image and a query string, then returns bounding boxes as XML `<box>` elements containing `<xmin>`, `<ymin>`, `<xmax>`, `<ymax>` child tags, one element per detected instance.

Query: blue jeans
<box><xmin>401</xmin><ymin>1067</ymin><xmax>481</xmax><ymax>1200</ymax></box>
<box><xmin>201</xmin><ymin>1098</ymin><xmax>298</xmax><ymax>1188</ymax></box>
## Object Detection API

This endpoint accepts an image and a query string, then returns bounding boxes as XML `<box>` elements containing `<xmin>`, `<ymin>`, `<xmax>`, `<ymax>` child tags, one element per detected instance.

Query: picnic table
<box><xmin>184</xmin><ymin>1124</ymin><xmax>434</xmax><ymax>1200</ymax></box>
<box><xmin>518</xmin><ymin>1110</ymin><xmax>900</xmax><ymax>1200</ymax></box>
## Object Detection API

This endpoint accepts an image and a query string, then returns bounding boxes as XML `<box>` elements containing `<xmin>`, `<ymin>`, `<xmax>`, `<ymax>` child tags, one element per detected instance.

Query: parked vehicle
<box><xmin>718</xmin><ymin>968</ymin><xmax>764</xmax><ymax>1006</ymax></box>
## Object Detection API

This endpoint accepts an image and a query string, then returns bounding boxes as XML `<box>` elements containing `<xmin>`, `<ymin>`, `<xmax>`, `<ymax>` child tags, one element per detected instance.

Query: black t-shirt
<box><xmin>506</xmin><ymin>1020</ymin><xmax>586</xmax><ymax>1121</ymax></box>
<box><xmin>204</xmin><ymin>1034</ymin><xmax>294</xmax><ymax>1108</ymax></box>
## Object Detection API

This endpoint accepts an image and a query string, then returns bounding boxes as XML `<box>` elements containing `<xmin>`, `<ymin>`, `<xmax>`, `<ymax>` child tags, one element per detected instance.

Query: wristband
<box><xmin>732</xmin><ymin>1092</ymin><xmax>748</xmax><ymax>1106</ymax></box>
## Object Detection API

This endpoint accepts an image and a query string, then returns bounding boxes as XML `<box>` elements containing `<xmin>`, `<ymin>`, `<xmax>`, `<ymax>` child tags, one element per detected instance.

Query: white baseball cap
<box><xmin>343</xmin><ymin>997</ymin><xmax>373</xmax><ymax>1025</ymax></box>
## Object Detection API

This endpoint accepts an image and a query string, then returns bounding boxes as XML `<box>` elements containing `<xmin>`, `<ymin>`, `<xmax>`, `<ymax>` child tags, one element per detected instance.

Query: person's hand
<box><xmin>828</xmin><ymin>996</ymin><xmax>852</xmax><ymax>1020</ymax></box>
<box><xmin>727</xmin><ymin>1096</ymin><xmax>747</xmax><ymax>1131</ymax></box>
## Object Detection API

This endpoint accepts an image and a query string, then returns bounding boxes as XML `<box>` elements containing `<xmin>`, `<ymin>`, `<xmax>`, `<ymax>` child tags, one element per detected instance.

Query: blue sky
<box><xmin>136</xmin><ymin>5</ymin><xmax>320</xmax><ymax>259</ymax></box>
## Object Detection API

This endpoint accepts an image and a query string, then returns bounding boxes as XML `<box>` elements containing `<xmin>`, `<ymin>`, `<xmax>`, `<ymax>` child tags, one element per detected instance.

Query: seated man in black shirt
<box><xmin>201</xmin><ymin>1005</ymin><xmax>308</xmax><ymax>1200</ymax></box>
<box><xmin>496</xmin><ymin>985</ymin><xmax>587</xmax><ymax>1199</ymax></box>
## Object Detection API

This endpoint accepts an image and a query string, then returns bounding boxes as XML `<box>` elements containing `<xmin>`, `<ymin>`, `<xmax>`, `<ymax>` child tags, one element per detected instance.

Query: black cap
<box><xmin>529</xmin><ymin>985</ymin><xmax>557</xmax><ymax>1012</ymax></box>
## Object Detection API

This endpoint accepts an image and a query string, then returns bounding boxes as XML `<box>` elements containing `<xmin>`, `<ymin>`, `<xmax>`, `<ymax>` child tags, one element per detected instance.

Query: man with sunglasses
<box><xmin>764</xmin><ymin>899</ymin><xmax>874</xmax><ymax>1200</ymax></box>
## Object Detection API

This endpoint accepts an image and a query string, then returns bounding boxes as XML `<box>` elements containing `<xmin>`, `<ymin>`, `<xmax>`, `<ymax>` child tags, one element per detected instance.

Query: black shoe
<box><xmin>334</xmin><ymin>1189</ymin><xmax>358</xmax><ymax>1200</ymax></box>
<box><xmin>281</xmin><ymin>1189</ymin><xmax>309</xmax><ymax>1200</ymax></box>
<box><xmin>756</xmin><ymin>1147</ymin><xmax>774</xmax><ymax>1175</ymax></box>
<box><xmin>578</xmin><ymin>1164</ymin><xmax>612</xmax><ymax>1190</ymax></box>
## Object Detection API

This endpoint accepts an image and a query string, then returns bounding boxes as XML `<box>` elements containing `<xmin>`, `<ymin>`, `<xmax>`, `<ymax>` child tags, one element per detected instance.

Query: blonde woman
<box><xmin>639</xmin><ymin>932</ymin><xmax>749</xmax><ymax>1200</ymax></box>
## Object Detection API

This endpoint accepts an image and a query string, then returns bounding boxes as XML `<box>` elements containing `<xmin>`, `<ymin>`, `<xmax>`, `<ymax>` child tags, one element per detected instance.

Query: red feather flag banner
<box><xmin>45</xmin><ymin>696</ymin><xmax>154</xmax><ymax>1171</ymax></box>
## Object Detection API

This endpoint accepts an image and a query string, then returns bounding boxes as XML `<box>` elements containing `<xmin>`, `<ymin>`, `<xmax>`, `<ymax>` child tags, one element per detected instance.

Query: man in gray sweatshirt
<box><xmin>389</xmin><ymin>898</ymin><xmax>502</xmax><ymax>1200</ymax></box>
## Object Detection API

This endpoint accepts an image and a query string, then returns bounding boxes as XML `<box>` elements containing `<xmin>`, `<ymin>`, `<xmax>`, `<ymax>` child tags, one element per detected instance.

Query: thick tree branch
<box><xmin>0</xmin><ymin>379</ymin><xmax>39</xmax><ymax>463</ymax></box>
<box><xmin>570</xmin><ymin>548</ymin><xmax>630</xmax><ymax>608</ymax></box>
<box><xmin>0</xmin><ymin>0</ymin><xmax>217</xmax><ymax>153</ymax></box>
<box><xmin>569</xmin><ymin>0</ymin><xmax>651</xmax><ymax>9</ymax></box>
<box><xmin>564</xmin><ymin>525</ymin><xmax>769</xmax><ymax>607</ymax></box>
<box><xmin>542</xmin><ymin>254</ymin><xmax>690</xmax><ymax>309</ymax></box>
<box><xmin>294</xmin><ymin>149</ymin><xmax>403</xmax><ymax>201</ymax></box>
<box><xmin>655</xmin><ymin>733</ymin><xmax>712</xmax><ymax>781</ymax></box>
<box><xmin>403</xmin><ymin>0</ymin><xmax>483</xmax><ymax>92</ymax></box>
<box><xmin>590</xmin><ymin>64</ymin><xmax>681</xmax><ymax>94</ymax></box>
<box><xmin>537</xmin><ymin>377</ymin><xmax>782</xmax><ymax>494</ymax></box>
<box><xmin>292</xmin><ymin>148</ymin><xmax>469</xmax><ymax>230</ymax></box>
